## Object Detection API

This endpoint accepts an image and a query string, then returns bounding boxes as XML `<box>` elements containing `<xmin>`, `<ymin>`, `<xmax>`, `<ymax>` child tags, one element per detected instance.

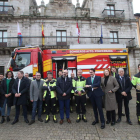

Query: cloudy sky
<box><xmin>36</xmin><ymin>0</ymin><xmax>140</xmax><ymax>14</ymax></box>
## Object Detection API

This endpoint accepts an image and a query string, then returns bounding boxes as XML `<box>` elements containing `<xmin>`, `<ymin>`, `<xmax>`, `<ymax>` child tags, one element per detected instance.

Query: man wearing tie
<box><xmin>56</xmin><ymin>69</ymin><xmax>72</xmax><ymax>124</ymax></box>
<box><xmin>12</xmin><ymin>71</ymin><xmax>30</xmax><ymax>125</ymax></box>
<box><xmin>86</xmin><ymin>68</ymin><xmax>105</xmax><ymax>129</ymax></box>
<box><xmin>116</xmin><ymin>68</ymin><xmax>132</xmax><ymax>125</ymax></box>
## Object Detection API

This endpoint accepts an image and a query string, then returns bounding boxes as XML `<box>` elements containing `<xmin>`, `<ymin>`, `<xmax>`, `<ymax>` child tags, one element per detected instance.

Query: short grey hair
<box><xmin>118</xmin><ymin>68</ymin><xmax>124</xmax><ymax>72</ymax></box>
<box><xmin>77</xmin><ymin>69</ymin><xmax>82</xmax><ymax>72</ymax></box>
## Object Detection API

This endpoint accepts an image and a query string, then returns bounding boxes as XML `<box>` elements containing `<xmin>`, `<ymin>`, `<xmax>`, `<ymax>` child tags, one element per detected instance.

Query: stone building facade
<box><xmin>0</xmin><ymin>0</ymin><xmax>138</xmax><ymax>76</ymax></box>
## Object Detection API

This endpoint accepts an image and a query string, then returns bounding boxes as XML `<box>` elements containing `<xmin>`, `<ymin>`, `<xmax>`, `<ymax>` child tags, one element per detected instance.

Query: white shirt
<box><xmin>18</xmin><ymin>79</ymin><xmax>21</xmax><ymax>93</ymax></box>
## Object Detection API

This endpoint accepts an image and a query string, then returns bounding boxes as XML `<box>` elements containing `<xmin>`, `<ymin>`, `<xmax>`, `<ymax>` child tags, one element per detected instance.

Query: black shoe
<box><xmin>101</xmin><ymin>123</ymin><xmax>105</xmax><ymax>129</ymax></box>
<box><xmin>116</xmin><ymin>118</ymin><xmax>121</xmax><ymax>123</ymax></box>
<box><xmin>92</xmin><ymin>120</ymin><xmax>99</xmax><ymax>125</ymax></box>
<box><xmin>82</xmin><ymin>115</ymin><xmax>87</xmax><ymax>122</ymax></box>
<box><xmin>111</xmin><ymin>122</ymin><xmax>115</xmax><ymax>126</ymax></box>
<box><xmin>76</xmin><ymin>114</ymin><xmax>81</xmax><ymax>123</ymax></box>
<box><xmin>45</xmin><ymin>116</ymin><xmax>50</xmax><ymax>123</ymax></box>
<box><xmin>24</xmin><ymin>119</ymin><xmax>29</xmax><ymax>123</ymax></box>
<box><xmin>1</xmin><ymin>116</ymin><xmax>5</xmax><ymax>124</ymax></box>
<box><xmin>7</xmin><ymin>116</ymin><xmax>10</xmax><ymax>122</ymax></box>
<box><xmin>106</xmin><ymin>120</ymin><xmax>111</xmax><ymax>124</ymax></box>
<box><xmin>11</xmin><ymin>119</ymin><xmax>19</xmax><ymax>125</ymax></box>
<box><xmin>127</xmin><ymin>119</ymin><xmax>132</xmax><ymax>125</ymax></box>
<box><xmin>138</xmin><ymin>120</ymin><xmax>140</xmax><ymax>125</ymax></box>
<box><xmin>38</xmin><ymin>118</ymin><xmax>43</xmax><ymax>122</ymax></box>
<box><xmin>28</xmin><ymin>120</ymin><xmax>35</xmax><ymax>125</ymax></box>
<box><xmin>53</xmin><ymin>115</ymin><xmax>57</xmax><ymax>123</ymax></box>
<box><xmin>122</xmin><ymin>112</ymin><xmax>125</xmax><ymax>116</ymax></box>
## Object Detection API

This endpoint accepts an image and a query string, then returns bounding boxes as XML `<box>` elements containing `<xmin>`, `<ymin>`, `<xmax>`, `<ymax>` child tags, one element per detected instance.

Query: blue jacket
<box><xmin>86</xmin><ymin>76</ymin><xmax>104</xmax><ymax>98</ymax></box>
<box><xmin>56</xmin><ymin>76</ymin><xmax>72</xmax><ymax>100</ymax></box>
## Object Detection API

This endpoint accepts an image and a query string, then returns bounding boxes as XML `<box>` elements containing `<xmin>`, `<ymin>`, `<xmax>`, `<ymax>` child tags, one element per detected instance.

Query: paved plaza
<box><xmin>0</xmin><ymin>89</ymin><xmax>140</xmax><ymax>140</ymax></box>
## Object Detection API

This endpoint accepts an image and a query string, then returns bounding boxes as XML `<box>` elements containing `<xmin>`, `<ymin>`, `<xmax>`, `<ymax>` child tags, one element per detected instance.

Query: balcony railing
<box><xmin>0</xmin><ymin>5</ymin><xmax>14</xmax><ymax>16</ymax></box>
<box><xmin>102</xmin><ymin>9</ymin><xmax>125</xmax><ymax>21</ymax></box>
<box><xmin>0</xmin><ymin>36</ymin><xmax>136</xmax><ymax>49</ymax></box>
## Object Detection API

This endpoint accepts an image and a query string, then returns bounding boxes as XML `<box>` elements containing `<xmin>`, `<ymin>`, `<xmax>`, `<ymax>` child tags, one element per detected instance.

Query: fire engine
<box><xmin>8</xmin><ymin>44</ymin><xmax>130</xmax><ymax>79</ymax></box>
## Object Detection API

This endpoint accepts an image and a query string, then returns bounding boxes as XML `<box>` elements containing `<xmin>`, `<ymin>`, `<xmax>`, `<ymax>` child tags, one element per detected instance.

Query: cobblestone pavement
<box><xmin>0</xmin><ymin>89</ymin><xmax>140</xmax><ymax>140</ymax></box>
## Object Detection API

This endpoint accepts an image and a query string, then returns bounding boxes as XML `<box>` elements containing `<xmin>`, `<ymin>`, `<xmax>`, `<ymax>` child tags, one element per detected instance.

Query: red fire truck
<box><xmin>8</xmin><ymin>45</ymin><xmax>130</xmax><ymax>79</ymax></box>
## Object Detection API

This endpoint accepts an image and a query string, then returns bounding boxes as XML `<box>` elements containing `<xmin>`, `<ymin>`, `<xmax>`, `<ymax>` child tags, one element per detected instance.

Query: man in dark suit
<box><xmin>116</xmin><ymin>68</ymin><xmax>132</xmax><ymax>125</ymax></box>
<box><xmin>12</xmin><ymin>71</ymin><xmax>30</xmax><ymax>125</ymax></box>
<box><xmin>86</xmin><ymin>68</ymin><xmax>105</xmax><ymax>129</ymax></box>
<box><xmin>56</xmin><ymin>69</ymin><xmax>72</xmax><ymax>125</ymax></box>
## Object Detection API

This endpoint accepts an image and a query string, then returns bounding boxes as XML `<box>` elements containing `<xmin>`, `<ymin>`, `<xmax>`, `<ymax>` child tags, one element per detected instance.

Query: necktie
<box><xmin>92</xmin><ymin>77</ymin><xmax>94</xmax><ymax>84</ymax></box>
<box><xmin>121</xmin><ymin>77</ymin><xmax>125</xmax><ymax>90</ymax></box>
<box><xmin>113</xmin><ymin>72</ymin><xmax>115</xmax><ymax>77</ymax></box>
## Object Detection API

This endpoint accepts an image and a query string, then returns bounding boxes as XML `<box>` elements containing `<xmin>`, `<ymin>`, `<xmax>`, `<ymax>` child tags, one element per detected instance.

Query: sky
<box><xmin>36</xmin><ymin>0</ymin><xmax>140</xmax><ymax>14</ymax></box>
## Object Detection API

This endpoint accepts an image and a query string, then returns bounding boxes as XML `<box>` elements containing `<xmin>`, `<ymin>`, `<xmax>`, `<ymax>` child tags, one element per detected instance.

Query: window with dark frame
<box><xmin>110</xmin><ymin>31</ymin><xmax>119</xmax><ymax>44</ymax></box>
<box><xmin>0</xmin><ymin>0</ymin><xmax>8</xmax><ymax>12</ymax></box>
<box><xmin>107</xmin><ymin>5</ymin><xmax>115</xmax><ymax>16</ymax></box>
<box><xmin>0</xmin><ymin>66</ymin><xmax>4</xmax><ymax>75</ymax></box>
<box><xmin>56</xmin><ymin>30</ymin><xmax>67</xmax><ymax>46</ymax></box>
<box><xmin>0</xmin><ymin>30</ymin><xmax>7</xmax><ymax>47</ymax></box>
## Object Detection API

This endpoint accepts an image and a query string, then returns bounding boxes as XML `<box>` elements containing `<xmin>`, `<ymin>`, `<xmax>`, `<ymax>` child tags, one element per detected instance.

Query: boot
<box><xmin>45</xmin><ymin>115</ymin><xmax>50</xmax><ymax>123</ymax></box>
<box><xmin>1</xmin><ymin>116</ymin><xmax>5</xmax><ymax>124</ymax></box>
<box><xmin>76</xmin><ymin>114</ymin><xmax>81</xmax><ymax>123</ymax></box>
<box><xmin>82</xmin><ymin>114</ymin><xmax>87</xmax><ymax>122</ymax></box>
<box><xmin>28</xmin><ymin>120</ymin><xmax>35</xmax><ymax>125</ymax></box>
<box><xmin>53</xmin><ymin>115</ymin><xmax>57</xmax><ymax>123</ymax></box>
<box><xmin>7</xmin><ymin>116</ymin><xmax>10</xmax><ymax>122</ymax></box>
<box><xmin>70</xmin><ymin>107</ymin><xmax>73</xmax><ymax>113</ymax></box>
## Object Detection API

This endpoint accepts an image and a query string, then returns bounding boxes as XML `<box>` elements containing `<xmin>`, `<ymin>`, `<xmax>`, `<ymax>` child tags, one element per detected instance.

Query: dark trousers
<box><xmin>90</xmin><ymin>94</ymin><xmax>105</xmax><ymax>123</ymax></box>
<box><xmin>15</xmin><ymin>105</ymin><xmax>27</xmax><ymax>120</ymax></box>
<box><xmin>70</xmin><ymin>93</ymin><xmax>74</xmax><ymax>107</ymax></box>
<box><xmin>45</xmin><ymin>98</ymin><xmax>56</xmax><ymax>115</ymax></box>
<box><xmin>106</xmin><ymin>110</ymin><xmax>116</xmax><ymax>122</ymax></box>
<box><xmin>31</xmin><ymin>99</ymin><xmax>43</xmax><ymax>120</ymax></box>
<box><xmin>27</xmin><ymin>99</ymin><xmax>32</xmax><ymax>113</ymax></box>
<box><xmin>59</xmin><ymin>99</ymin><xmax>70</xmax><ymax>120</ymax></box>
<box><xmin>136</xmin><ymin>93</ymin><xmax>140</xmax><ymax>117</ymax></box>
<box><xmin>75</xmin><ymin>95</ymin><xmax>86</xmax><ymax>114</ymax></box>
<box><xmin>118</xmin><ymin>96</ymin><xmax>130</xmax><ymax>119</ymax></box>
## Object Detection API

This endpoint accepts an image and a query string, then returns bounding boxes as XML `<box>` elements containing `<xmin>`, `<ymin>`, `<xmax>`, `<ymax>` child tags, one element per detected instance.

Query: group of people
<box><xmin>0</xmin><ymin>65</ymin><xmax>140</xmax><ymax>129</ymax></box>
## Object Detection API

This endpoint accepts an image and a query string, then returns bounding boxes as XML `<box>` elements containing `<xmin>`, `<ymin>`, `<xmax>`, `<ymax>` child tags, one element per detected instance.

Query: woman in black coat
<box><xmin>0</xmin><ymin>71</ymin><xmax>15</xmax><ymax>123</ymax></box>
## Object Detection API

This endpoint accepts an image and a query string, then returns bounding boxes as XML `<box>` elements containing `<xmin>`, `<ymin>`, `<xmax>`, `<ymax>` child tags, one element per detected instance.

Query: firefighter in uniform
<box><xmin>131</xmin><ymin>64</ymin><xmax>140</xmax><ymax>125</ymax></box>
<box><xmin>43</xmin><ymin>72</ymin><xmax>57</xmax><ymax>123</ymax></box>
<box><xmin>70</xmin><ymin>73</ymin><xmax>75</xmax><ymax>113</ymax></box>
<box><xmin>74</xmin><ymin>69</ymin><xmax>87</xmax><ymax>122</ymax></box>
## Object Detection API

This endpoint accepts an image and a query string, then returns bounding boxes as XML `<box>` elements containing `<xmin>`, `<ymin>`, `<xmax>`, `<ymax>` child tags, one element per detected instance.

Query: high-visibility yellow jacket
<box><xmin>132</xmin><ymin>72</ymin><xmax>140</xmax><ymax>92</ymax></box>
<box><xmin>43</xmin><ymin>79</ymin><xmax>56</xmax><ymax>99</ymax></box>
<box><xmin>74</xmin><ymin>76</ymin><xmax>86</xmax><ymax>96</ymax></box>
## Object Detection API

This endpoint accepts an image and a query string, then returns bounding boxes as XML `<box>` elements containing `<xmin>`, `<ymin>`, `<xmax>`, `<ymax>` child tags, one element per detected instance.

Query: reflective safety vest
<box><xmin>132</xmin><ymin>72</ymin><xmax>140</xmax><ymax>91</ymax></box>
<box><xmin>74</xmin><ymin>76</ymin><xmax>86</xmax><ymax>96</ymax></box>
<box><xmin>71</xmin><ymin>78</ymin><xmax>76</xmax><ymax>94</ymax></box>
<box><xmin>43</xmin><ymin>79</ymin><xmax>56</xmax><ymax>99</ymax></box>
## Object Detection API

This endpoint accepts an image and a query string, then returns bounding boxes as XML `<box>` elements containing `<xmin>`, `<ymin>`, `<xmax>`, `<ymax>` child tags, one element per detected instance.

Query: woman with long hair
<box><xmin>0</xmin><ymin>71</ymin><xmax>15</xmax><ymax>123</ymax></box>
<box><xmin>101</xmin><ymin>69</ymin><xmax>119</xmax><ymax>126</ymax></box>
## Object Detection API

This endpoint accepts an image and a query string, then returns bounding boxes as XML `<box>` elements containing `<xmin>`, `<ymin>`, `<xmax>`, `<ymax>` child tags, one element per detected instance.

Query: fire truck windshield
<box><xmin>12</xmin><ymin>53</ymin><xmax>31</xmax><ymax>71</ymax></box>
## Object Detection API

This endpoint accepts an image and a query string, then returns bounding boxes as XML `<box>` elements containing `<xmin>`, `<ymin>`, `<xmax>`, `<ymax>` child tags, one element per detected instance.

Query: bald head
<box><xmin>63</xmin><ymin>69</ymin><xmax>68</xmax><ymax>77</ymax></box>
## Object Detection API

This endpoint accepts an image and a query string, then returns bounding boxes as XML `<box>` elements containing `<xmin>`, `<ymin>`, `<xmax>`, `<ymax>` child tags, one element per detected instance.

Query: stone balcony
<box><xmin>102</xmin><ymin>9</ymin><xmax>125</xmax><ymax>23</ymax></box>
